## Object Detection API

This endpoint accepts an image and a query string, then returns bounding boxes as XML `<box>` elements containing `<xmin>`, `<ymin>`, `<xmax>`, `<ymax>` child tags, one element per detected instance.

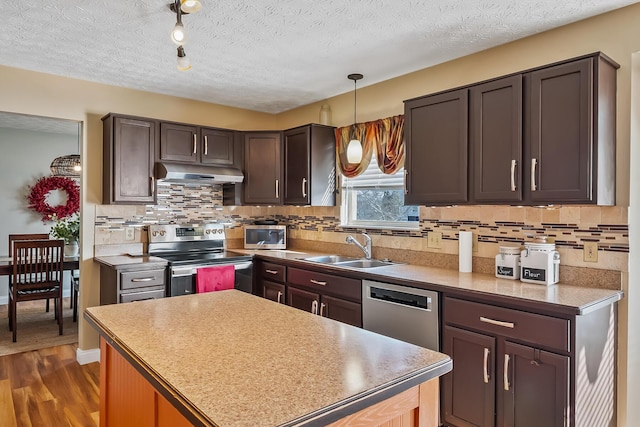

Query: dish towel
<box><xmin>196</xmin><ymin>265</ymin><xmax>235</xmax><ymax>293</ymax></box>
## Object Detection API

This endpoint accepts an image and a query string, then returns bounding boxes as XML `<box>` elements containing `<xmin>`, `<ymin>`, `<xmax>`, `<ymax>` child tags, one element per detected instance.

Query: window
<box><xmin>341</xmin><ymin>154</ymin><xmax>419</xmax><ymax>229</ymax></box>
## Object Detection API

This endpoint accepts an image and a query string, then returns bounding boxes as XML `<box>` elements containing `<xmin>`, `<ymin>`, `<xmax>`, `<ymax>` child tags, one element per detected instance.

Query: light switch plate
<box><xmin>427</xmin><ymin>231</ymin><xmax>442</xmax><ymax>249</ymax></box>
<box><xmin>583</xmin><ymin>242</ymin><xmax>598</xmax><ymax>262</ymax></box>
<box><xmin>125</xmin><ymin>227</ymin><xmax>135</xmax><ymax>241</ymax></box>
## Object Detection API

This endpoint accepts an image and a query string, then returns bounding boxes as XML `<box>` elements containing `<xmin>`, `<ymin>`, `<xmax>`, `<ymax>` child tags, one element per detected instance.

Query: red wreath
<box><xmin>27</xmin><ymin>176</ymin><xmax>80</xmax><ymax>222</ymax></box>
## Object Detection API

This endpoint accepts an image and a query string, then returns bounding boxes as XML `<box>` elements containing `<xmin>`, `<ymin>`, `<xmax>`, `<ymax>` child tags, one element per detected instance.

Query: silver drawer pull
<box><xmin>310</xmin><ymin>279</ymin><xmax>326</xmax><ymax>286</ymax></box>
<box><xmin>483</xmin><ymin>348</ymin><xmax>490</xmax><ymax>384</ymax></box>
<box><xmin>480</xmin><ymin>316</ymin><xmax>515</xmax><ymax>328</ymax></box>
<box><xmin>265</xmin><ymin>269</ymin><xmax>278</xmax><ymax>275</ymax></box>
<box><xmin>131</xmin><ymin>277</ymin><xmax>154</xmax><ymax>282</ymax></box>
<box><xmin>504</xmin><ymin>354</ymin><xmax>511</xmax><ymax>391</ymax></box>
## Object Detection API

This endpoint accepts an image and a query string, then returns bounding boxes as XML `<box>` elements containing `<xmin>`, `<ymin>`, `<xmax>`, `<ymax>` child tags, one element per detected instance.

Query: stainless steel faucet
<box><xmin>346</xmin><ymin>233</ymin><xmax>372</xmax><ymax>259</ymax></box>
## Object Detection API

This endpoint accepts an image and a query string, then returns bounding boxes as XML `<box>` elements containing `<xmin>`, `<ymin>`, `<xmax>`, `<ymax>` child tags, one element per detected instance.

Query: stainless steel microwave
<box><xmin>244</xmin><ymin>225</ymin><xmax>287</xmax><ymax>249</ymax></box>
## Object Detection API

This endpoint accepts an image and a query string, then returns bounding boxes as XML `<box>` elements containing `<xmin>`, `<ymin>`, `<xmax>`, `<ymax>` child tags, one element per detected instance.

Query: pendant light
<box><xmin>169</xmin><ymin>0</ymin><xmax>201</xmax><ymax>70</ymax></box>
<box><xmin>347</xmin><ymin>73</ymin><xmax>363</xmax><ymax>164</ymax></box>
<box><xmin>180</xmin><ymin>0</ymin><xmax>202</xmax><ymax>13</ymax></box>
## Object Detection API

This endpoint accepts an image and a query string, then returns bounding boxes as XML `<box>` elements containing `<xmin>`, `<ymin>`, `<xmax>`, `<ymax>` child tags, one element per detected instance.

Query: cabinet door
<box><xmin>287</xmin><ymin>286</ymin><xmax>319</xmax><ymax>314</ymax></box>
<box><xmin>104</xmin><ymin>115</ymin><xmax>156</xmax><ymax>204</ymax></box>
<box><xmin>283</xmin><ymin>126</ymin><xmax>310</xmax><ymax>205</ymax></box>
<box><xmin>321</xmin><ymin>295</ymin><xmax>362</xmax><ymax>327</ymax></box>
<box><xmin>525</xmin><ymin>58</ymin><xmax>593</xmax><ymax>203</ymax></box>
<box><xmin>243</xmin><ymin>132</ymin><xmax>282</xmax><ymax>204</ymax></box>
<box><xmin>442</xmin><ymin>325</ymin><xmax>496</xmax><ymax>427</ymax></box>
<box><xmin>404</xmin><ymin>89</ymin><xmax>468</xmax><ymax>205</ymax></box>
<box><xmin>263</xmin><ymin>280</ymin><xmax>286</xmax><ymax>304</ymax></box>
<box><xmin>470</xmin><ymin>75</ymin><xmax>523</xmax><ymax>203</ymax></box>
<box><xmin>160</xmin><ymin>122</ymin><xmax>199</xmax><ymax>163</ymax></box>
<box><xmin>502</xmin><ymin>341</ymin><xmax>569</xmax><ymax>427</ymax></box>
<box><xmin>201</xmin><ymin>128</ymin><xmax>234</xmax><ymax>166</ymax></box>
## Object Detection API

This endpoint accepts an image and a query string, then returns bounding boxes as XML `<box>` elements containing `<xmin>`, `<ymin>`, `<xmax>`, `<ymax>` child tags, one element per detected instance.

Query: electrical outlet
<box><xmin>427</xmin><ymin>231</ymin><xmax>442</xmax><ymax>249</ymax></box>
<box><xmin>472</xmin><ymin>233</ymin><xmax>478</xmax><ymax>253</ymax></box>
<box><xmin>125</xmin><ymin>227</ymin><xmax>135</xmax><ymax>241</ymax></box>
<box><xmin>583</xmin><ymin>242</ymin><xmax>598</xmax><ymax>262</ymax></box>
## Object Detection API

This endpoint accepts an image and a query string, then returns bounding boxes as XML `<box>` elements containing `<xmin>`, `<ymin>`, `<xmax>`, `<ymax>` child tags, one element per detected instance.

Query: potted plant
<box><xmin>50</xmin><ymin>214</ymin><xmax>80</xmax><ymax>257</ymax></box>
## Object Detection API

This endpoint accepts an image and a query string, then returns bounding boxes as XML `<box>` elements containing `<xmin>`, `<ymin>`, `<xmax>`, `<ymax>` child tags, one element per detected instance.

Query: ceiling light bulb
<box><xmin>177</xmin><ymin>46</ymin><xmax>192</xmax><ymax>71</ymax></box>
<box><xmin>171</xmin><ymin>22</ymin><xmax>186</xmax><ymax>45</ymax></box>
<box><xmin>347</xmin><ymin>139</ymin><xmax>362</xmax><ymax>163</ymax></box>
<box><xmin>180</xmin><ymin>0</ymin><xmax>202</xmax><ymax>13</ymax></box>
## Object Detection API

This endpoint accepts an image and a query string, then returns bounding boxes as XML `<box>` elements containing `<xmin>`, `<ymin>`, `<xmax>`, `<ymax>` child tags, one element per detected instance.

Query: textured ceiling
<box><xmin>0</xmin><ymin>112</ymin><xmax>80</xmax><ymax>135</ymax></box>
<box><xmin>2</xmin><ymin>0</ymin><xmax>638</xmax><ymax>113</ymax></box>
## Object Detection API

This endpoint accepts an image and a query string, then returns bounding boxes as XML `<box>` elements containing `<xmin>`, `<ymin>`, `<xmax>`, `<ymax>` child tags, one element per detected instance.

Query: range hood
<box><xmin>155</xmin><ymin>162</ymin><xmax>244</xmax><ymax>184</ymax></box>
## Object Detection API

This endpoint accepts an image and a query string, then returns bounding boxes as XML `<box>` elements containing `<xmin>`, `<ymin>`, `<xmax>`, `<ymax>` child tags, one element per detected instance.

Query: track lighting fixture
<box><xmin>169</xmin><ymin>0</ymin><xmax>201</xmax><ymax>70</ymax></box>
<box><xmin>347</xmin><ymin>73</ymin><xmax>364</xmax><ymax>164</ymax></box>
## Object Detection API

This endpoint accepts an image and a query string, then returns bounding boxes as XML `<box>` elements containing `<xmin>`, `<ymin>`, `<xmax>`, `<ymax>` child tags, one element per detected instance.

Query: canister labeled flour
<box><xmin>520</xmin><ymin>238</ymin><xmax>560</xmax><ymax>285</ymax></box>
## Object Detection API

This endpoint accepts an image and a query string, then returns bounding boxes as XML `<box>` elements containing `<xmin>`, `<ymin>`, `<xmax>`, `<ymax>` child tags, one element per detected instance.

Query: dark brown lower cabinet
<box><xmin>262</xmin><ymin>280</ymin><xmax>285</xmax><ymax>304</ymax></box>
<box><xmin>441</xmin><ymin>295</ymin><xmax>615</xmax><ymax>427</ymax></box>
<box><xmin>287</xmin><ymin>286</ymin><xmax>362</xmax><ymax>327</ymax></box>
<box><xmin>442</xmin><ymin>325</ymin><xmax>496</xmax><ymax>427</ymax></box>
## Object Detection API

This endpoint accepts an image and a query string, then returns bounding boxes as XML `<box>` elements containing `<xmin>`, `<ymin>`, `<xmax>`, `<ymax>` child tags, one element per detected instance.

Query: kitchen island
<box><xmin>85</xmin><ymin>290</ymin><xmax>452</xmax><ymax>426</ymax></box>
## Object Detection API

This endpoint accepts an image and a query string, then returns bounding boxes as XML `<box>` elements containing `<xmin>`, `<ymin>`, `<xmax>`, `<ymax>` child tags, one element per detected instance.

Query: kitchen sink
<box><xmin>334</xmin><ymin>259</ymin><xmax>398</xmax><ymax>269</ymax></box>
<box><xmin>303</xmin><ymin>255</ymin><xmax>400</xmax><ymax>269</ymax></box>
<box><xmin>303</xmin><ymin>255</ymin><xmax>360</xmax><ymax>264</ymax></box>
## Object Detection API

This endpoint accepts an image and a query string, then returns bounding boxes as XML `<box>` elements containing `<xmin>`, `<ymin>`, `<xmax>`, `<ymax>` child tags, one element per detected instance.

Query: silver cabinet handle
<box><xmin>302</xmin><ymin>177</ymin><xmax>307</xmax><ymax>198</ymax></box>
<box><xmin>320</xmin><ymin>302</ymin><xmax>326</xmax><ymax>317</ymax></box>
<box><xmin>480</xmin><ymin>316</ymin><xmax>515</xmax><ymax>329</ymax></box>
<box><xmin>276</xmin><ymin>291</ymin><xmax>282</xmax><ymax>304</ymax></box>
<box><xmin>150</xmin><ymin>176</ymin><xmax>155</xmax><ymax>196</ymax></box>
<box><xmin>204</xmin><ymin>135</ymin><xmax>208</xmax><ymax>156</ymax></box>
<box><xmin>510</xmin><ymin>159</ymin><xmax>517</xmax><ymax>191</ymax></box>
<box><xmin>504</xmin><ymin>354</ymin><xmax>511</xmax><ymax>391</ymax></box>
<box><xmin>193</xmin><ymin>134</ymin><xmax>197</xmax><ymax>154</ymax></box>
<box><xmin>265</xmin><ymin>269</ymin><xmax>278</xmax><ymax>275</ymax></box>
<box><xmin>275</xmin><ymin>179</ymin><xmax>279</xmax><ymax>198</ymax></box>
<box><xmin>310</xmin><ymin>279</ymin><xmax>326</xmax><ymax>286</ymax></box>
<box><xmin>531</xmin><ymin>158</ymin><xmax>537</xmax><ymax>191</ymax></box>
<box><xmin>483</xmin><ymin>348</ymin><xmax>490</xmax><ymax>384</ymax></box>
<box><xmin>131</xmin><ymin>277</ymin><xmax>154</xmax><ymax>282</ymax></box>
<box><xmin>311</xmin><ymin>300</ymin><xmax>318</xmax><ymax>315</ymax></box>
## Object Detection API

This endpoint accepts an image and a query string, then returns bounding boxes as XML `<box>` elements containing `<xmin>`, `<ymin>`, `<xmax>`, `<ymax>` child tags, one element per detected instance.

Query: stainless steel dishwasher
<box><xmin>362</xmin><ymin>280</ymin><xmax>439</xmax><ymax>351</ymax></box>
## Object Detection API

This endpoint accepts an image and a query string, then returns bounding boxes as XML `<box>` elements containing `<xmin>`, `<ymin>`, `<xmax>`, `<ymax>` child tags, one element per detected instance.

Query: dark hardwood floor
<box><xmin>0</xmin><ymin>343</ymin><xmax>100</xmax><ymax>426</ymax></box>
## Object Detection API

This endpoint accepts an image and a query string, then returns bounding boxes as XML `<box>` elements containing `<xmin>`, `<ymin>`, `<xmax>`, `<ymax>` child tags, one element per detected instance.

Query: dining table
<box><xmin>0</xmin><ymin>255</ymin><xmax>80</xmax><ymax>276</ymax></box>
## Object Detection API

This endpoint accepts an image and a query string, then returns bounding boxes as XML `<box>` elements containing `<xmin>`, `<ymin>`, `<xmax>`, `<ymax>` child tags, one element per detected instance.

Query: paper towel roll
<box><xmin>459</xmin><ymin>231</ymin><xmax>473</xmax><ymax>273</ymax></box>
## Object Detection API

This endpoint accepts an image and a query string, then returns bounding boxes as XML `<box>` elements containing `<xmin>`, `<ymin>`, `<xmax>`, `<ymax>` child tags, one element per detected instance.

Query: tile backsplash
<box><xmin>94</xmin><ymin>183</ymin><xmax>628</xmax><ymax>288</ymax></box>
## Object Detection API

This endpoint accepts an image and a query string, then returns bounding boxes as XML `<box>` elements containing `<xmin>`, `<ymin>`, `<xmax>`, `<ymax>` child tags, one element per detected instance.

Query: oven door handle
<box><xmin>171</xmin><ymin>266</ymin><xmax>197</xmax><ymax>277</ymax></box>
<box><xmin>171</xmin><ymin>261</ymin><xmax>252</xmax><ymax>277</ymax></box>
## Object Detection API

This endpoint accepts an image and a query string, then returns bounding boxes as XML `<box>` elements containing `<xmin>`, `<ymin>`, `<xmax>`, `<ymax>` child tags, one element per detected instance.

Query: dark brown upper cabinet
<box><xmin>102</xmin><ymin>113</ymin><xmax>157</xmax><ymax>204</ymax></box>
<box><xmin>404</xmin><ymin>89</ymin><xmax>469</xmax><ymax>205</ymax></box>
<box><xmin>470</xmin><ymin>75</ymin><xmax>523</xmax><ymax>203</ymax></box>
<box><xmin>405</xmin><ymin>52</ymin><xmax>617</xmax><ymax>206</ymax></box>
<box><xmin>159</xmin><ymin>122</ymin><xmax>234</xmax><ymax>166</ymax></box>
<box><xmin>524</xmin><ymin>55</ymin><xmax>617</xmax><ymax>205</ymax></box>
<box><xmin>283</xmin><ymin>124</ymin><xmax>336</xmax><ymax>206</ymax></box>
<box><xmin>243</xmin><ymin>132</ymin><xmax>283</xmax><ymax>205</ymax></box>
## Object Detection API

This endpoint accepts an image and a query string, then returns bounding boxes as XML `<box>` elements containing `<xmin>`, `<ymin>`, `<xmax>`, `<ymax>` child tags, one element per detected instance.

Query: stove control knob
<box><xmin>152</xmin><ymin>231</ymin><xmax>157</xmax><ymax>237</ymax></box>
<box><xmin>205</xmin><ymin>229</ymin><xmax>211</xmax><ymax>235</ymax></box>
<box><xmin>160</xmin><ymin>231</ymin><xmax>165</xmax><ymax>236</ymax></box>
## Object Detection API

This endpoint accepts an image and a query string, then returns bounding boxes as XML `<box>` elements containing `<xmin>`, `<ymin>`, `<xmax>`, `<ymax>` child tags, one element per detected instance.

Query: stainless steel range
<box><xmin>148</xmin><ymin>224</ymin><xmax>253</xmax><ymax>297</ymax></box>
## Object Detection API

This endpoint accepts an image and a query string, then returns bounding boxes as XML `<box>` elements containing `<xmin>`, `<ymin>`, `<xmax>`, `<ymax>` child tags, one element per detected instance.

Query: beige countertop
<box><xmin>94</xmin><ymin>254</ymin><xmax>168</xmax><ymax>269</ymax></box>
<box><xmin>241</xmin><ymin>249</ymin><xmax>622</xmax><ymax>315</ymax></box>
<box><xmin>86</xmin><ymin>290</ymin><xmax>451</xmax><ymax>427</ymax></box>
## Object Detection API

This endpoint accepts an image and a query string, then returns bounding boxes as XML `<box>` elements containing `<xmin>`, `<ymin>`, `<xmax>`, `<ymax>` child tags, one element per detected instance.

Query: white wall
<box><xmin>0</xmin><ymin>126</ymin><xmax>80</xmax><ymax>301</ymax></box>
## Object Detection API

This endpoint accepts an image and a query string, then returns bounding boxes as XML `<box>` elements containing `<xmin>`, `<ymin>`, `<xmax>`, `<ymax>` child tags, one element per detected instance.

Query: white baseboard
<box><xmin>0</xmin><ymin>296</ymin><xmax>6</xmax><ymax>305</ymax></box>
<box><xmin>76</xmin><ymin>347</ymin><xmax>100</xmax><ymax>365</ymax></box>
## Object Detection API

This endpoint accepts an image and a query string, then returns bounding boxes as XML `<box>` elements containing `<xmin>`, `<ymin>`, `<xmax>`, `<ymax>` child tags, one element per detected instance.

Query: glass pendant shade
<box><xmin>171</xmin><ymin>23</ymin><xmax>186</xmax><ymax>45</ymax></box>
<box><xmin>346</xmin><ymin>139</ymin><xmax>363</xmax><ymax>163</ymax></box>
<box><xmin>177</xmin><ymin>46</ymin><xmax>191</xmax><ymax>71</ymax></box>
<box><xmin>180</xmin><ymin>0</ymin><xmax>202</xmax><ymax>13</ymax></box>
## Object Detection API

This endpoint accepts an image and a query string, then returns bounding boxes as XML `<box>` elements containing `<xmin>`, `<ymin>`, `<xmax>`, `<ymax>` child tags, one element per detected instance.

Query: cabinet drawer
<box><xmin>120</xmin><ymin>269</ymin><xmax>166</xmax><ymax>290</ymax></box>
<box><xmin>259</xmin><ymin>262</ymin><xmax>286</xmax><ymax>283</ymax></box>
<box><xmin>120</xmin><ymin>288</ymin><xmax>165</xmax><ymax>303</ymax></box>
<box><xmin>444</xmin><ymin>297</ymin><xmax>569</xmax><ymax>352</ymax></box>
<box><xmin>288</xmin><ymin>267</ymin><xmax>361</xmax><ymax>302</ymax></box>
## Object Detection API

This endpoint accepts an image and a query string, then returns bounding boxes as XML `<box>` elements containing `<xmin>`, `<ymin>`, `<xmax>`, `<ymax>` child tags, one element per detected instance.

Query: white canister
<box><xmin>495</xmin><ymin>245</ymin><xmax>521</xmax><ymax>279</ymax></box>
<box><xmin>520</xmin><ymin>241</ymin><xmax>560</xmax><ymax>285</ymax></box>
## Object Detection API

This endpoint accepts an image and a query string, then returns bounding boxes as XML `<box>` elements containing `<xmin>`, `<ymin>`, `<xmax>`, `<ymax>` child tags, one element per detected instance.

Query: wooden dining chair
<box><xmin>9</xmin><ymin>239</ymin><xmax>64</xmax><ymax>342</ymax></box>
<box><xmin>8</xmin><ymin>233</ymin><xmax>52</xmax><ymax>312</ymax></box>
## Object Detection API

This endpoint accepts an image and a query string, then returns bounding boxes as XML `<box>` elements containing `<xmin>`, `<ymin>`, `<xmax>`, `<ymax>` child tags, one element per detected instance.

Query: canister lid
<box><xmin>524</xmin><ymin>241</ymin><xmax>556</xmax><ymax>251</ymax></box>
<box><xmin>499</xmin><ymin>245</ymin><xmax>521</xmax><ymax>255</ymax></box>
